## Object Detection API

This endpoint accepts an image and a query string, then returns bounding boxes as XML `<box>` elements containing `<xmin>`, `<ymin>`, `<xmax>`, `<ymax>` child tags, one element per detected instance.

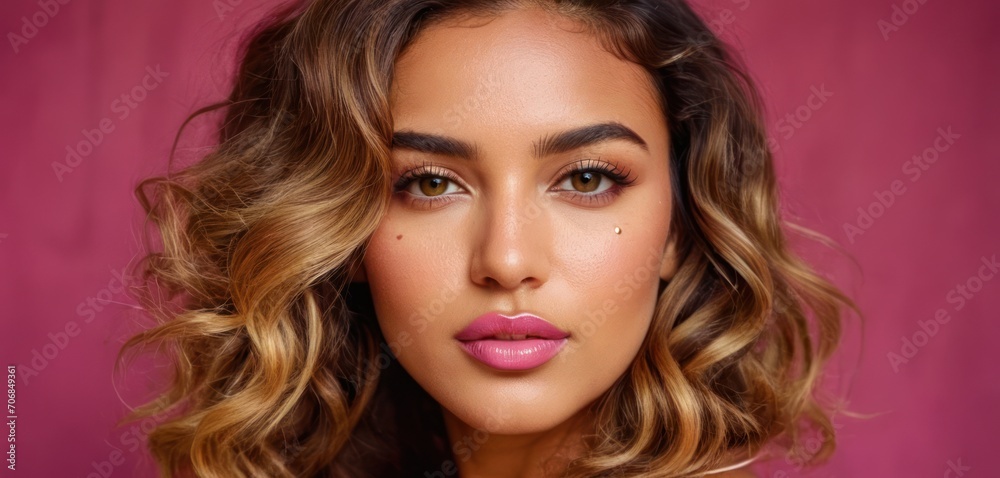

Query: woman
<box><xmin>117</xmin><ymin>0</ymin><xmax>859</xmax><ymax>476</ymax></box>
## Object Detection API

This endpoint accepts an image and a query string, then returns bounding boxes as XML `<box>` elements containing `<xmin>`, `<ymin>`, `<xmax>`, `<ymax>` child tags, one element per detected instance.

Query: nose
<box><xmin>469</xmin><ymin>184</ymin><xmax>551</xmax><ymax>290</ymax></box>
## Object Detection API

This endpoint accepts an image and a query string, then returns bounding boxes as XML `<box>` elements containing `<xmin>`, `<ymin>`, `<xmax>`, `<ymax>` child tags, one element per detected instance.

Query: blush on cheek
<box><xmin>594</xmin><ymin>249</ymin><xmax>664</xmax><ymax>337</ymax></box>
<box><xmin>363</xmin><ymin>227</ymin><xmax>463</xmax><ymax>357</ymax></box>
<box><xmin>365</xmin><ymin>221</ymin><xmax>420</xmax><ymax>282</ymax></box>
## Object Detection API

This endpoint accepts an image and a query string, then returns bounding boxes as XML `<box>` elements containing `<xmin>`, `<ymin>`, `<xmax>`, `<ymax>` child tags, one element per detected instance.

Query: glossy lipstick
<box><xmin>455</xmin><ymin>312</ymin><xmax>569</xmax><ymax>371</ymax></box>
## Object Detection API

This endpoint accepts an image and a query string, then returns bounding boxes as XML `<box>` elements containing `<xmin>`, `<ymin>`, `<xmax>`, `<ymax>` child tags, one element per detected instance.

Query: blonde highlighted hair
<box><xmin>117</xmin><ymin>0</ymin><xmax>862</xmax><ymax>476</ymax></box>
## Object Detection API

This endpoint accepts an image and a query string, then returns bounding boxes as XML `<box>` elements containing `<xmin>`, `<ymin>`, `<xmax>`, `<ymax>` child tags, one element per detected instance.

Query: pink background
<box><xmin>1</xmin><ymin>0</ymin><xmax>997</xmax><ymax>476</ymax></box>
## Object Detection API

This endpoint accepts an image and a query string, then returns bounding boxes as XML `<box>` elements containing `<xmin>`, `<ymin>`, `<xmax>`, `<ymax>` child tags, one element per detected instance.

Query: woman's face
<box><xmin>359</xmin><ymin>6</ymin><xmax>676</xmax><ymax>436</ymax></box>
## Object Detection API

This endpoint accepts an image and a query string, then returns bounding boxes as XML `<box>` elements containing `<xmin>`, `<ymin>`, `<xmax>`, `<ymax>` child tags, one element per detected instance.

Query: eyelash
<box><xmin>391</xmin><ymin>158</ymin><xmax>637</xmax><ymax>209</ymax></box>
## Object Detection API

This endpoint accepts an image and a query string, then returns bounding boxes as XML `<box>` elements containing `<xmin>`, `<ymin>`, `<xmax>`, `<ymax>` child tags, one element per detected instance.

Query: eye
<box><xmin>551</xmin><ymin>158</ymin><xmax>637</xmax><ymax>206</ymax></box>
<box><xmin>392</xmin><ymin>162</ymin><xmax>464</xmax><ymax>208</ymax></box>
<box><xmin>392</xmin><ymin>158</ymin><xmax>637</xmax><ymax>209</ymax></box>
<box><xmin>407</xmin><ymin>175</ymin><xmax>460</xmax><ymax>197</ymax></box>
<box><xmin>555</xmin><ymin>170</ymin><xmax>614</xmax><ymax>194</ymax></box>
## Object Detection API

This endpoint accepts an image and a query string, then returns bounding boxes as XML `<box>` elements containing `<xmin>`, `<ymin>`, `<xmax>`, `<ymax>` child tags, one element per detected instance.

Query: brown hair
<box><xmin>116</xmin><ymin>0</ymin><xmax>861</xmax><ymax>476</ymax></box>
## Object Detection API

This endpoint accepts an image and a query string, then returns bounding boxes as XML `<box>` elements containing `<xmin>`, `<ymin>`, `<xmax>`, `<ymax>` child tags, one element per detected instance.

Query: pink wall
<box><xmin>1</xmin><ymin>0</ymin><xmax>996</xmax><ymax>476</ymax></box>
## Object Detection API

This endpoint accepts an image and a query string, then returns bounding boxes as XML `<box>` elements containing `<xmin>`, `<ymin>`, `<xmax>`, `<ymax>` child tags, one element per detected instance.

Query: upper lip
<box><xmin>455</xmin><ymin>311</ymin><xmax>570</xmax><ymax>341</ymax></box>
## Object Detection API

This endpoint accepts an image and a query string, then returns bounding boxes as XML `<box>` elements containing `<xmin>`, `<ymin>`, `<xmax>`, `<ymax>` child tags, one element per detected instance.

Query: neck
<box><xmin>439</xmin><ymin>405</ymin><xmax>595</xmax><ymax>478</ymax></box>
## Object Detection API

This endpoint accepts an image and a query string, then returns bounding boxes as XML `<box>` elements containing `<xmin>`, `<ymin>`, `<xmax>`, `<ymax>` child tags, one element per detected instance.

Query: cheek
<box><xmin>557</xmin><ymin>227</ymin><xmax>664</xmax><ymax>374</ymax></box>
<box><xmin>362</xmin><ymin>218</ymin><xmax>411</xmax><ymax>335</ymax></box>
<box><xmin>554</xmin><ymin>194</ymin><xmax>670</xmax><ymax>378</ymax></box>
<box><xmin>361</xmin><ymin>214</ymin><xmax>461</xmax><ymax>348</ymax></box>
<box><xmin>555</xmin><ymin>170</ymin><xmax>671</xmax><ymax>303</ymax></box>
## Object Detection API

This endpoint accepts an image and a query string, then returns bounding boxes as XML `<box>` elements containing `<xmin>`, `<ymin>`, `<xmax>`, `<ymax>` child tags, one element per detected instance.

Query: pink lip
<box><xmin>455</xmin><ymin>312</ymin><xmax>570</xmax><ymax>371</ymax></box>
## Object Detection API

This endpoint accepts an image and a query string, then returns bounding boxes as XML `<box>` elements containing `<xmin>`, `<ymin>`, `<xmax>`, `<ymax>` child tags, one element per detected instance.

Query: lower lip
<box><xmin>458</xmin><ymin>338</ymin><xmax>568</xmax><ymax>371</ymax></box>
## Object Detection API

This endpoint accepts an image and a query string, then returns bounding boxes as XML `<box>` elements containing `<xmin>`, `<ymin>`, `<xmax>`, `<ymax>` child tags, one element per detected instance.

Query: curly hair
<box><xmin>115</xmin><ymin>0</ymin><xmax>862</xmax><ymax>476</ymax></box>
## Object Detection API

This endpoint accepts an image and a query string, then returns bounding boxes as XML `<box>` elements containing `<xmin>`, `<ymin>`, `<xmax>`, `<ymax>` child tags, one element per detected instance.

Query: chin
<box><xmin>446</xmin><ymin>401</ymin><xmax>576</xmax><ymax>435</ymax></box>
<box><xmin>438</xmin><ymin>376</ymin><xmax>594</xmax><ymax>435</ymax></box>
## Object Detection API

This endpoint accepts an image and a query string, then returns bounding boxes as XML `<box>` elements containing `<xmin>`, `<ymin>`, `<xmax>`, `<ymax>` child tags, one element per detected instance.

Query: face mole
<box><xmin>397</xmin><ymin>234</ymin><xmax>403</xmax><ymax>240</ymax></box>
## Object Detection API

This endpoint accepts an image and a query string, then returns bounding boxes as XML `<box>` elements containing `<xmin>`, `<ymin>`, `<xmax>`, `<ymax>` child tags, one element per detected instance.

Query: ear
<box><xmin>659</xmin><ymin>233</ymin><xmax>678</xmax><ymax>282</ymax></box>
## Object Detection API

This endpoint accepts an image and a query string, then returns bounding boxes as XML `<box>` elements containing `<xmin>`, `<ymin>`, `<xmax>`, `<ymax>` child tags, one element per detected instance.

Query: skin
<box><xmin>356</xmin><ymin>5</ymin><xmax>754</xmax><ymax>477</ymax></box>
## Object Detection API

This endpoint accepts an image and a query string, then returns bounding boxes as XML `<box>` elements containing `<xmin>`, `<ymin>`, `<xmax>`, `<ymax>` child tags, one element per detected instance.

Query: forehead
<box><xmin>389</xmin><ymin>6</ymin><xmax>666</xmax><ymax>146</ymax></box>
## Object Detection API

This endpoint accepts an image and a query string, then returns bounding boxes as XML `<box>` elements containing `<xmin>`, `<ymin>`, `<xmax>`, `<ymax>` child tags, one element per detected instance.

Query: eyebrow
<box><xmin>390</xmin><ymin>121</ymin><xmax>648</xmax><ymax>161</ymax></box>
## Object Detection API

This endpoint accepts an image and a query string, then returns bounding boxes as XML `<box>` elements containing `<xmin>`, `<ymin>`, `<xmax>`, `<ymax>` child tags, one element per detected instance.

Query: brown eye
<box><xmin>551</xmin><ymin>159</ymin><xmax>634</xmax><ymax>206</ymax></box>
<box><xmin>569</xmin><ymin>171</ymin><xmax>602</xmax><ymax>193</ymax></box>
<box><xmin>418</xmin><ymin>177</ymin><xmax>449</xmax><ymax>196</ymax></box>
<box><xmin>393</xmin><ymin>166</ymin><xmax>463</xmax><ymax>204</ymax></box>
